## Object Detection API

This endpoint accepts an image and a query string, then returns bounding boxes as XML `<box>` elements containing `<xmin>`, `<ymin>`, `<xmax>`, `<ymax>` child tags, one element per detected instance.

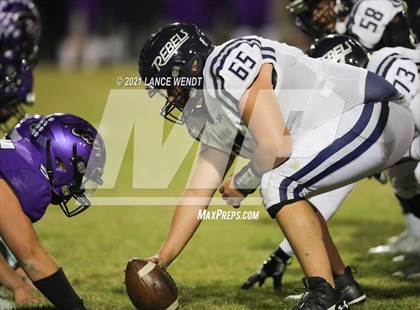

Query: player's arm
<box><xmin>154</xmin><ymin>145</ymin><xmax>234</xmax><ymax>268</ymax></box>
<box><xmin>0</xmin><ymin>179</ymin><xmax>86</xmax><ymax>310</ymax></box>
<box><xmin>220</xmin><ymin>63</ymin><xmax>291</xmax><ymax>207</ymax></box>
<box><xmin>241</xmin><ymin>64</ymin><xmax>291</xmax><ymax>173</ymax></box>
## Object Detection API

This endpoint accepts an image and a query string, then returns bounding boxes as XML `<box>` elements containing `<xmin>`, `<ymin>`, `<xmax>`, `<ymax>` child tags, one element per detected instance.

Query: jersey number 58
<box><xmin>359</xmin><ymin>8</ymin><xmax>384</xmax><ymax>32</ymax></box>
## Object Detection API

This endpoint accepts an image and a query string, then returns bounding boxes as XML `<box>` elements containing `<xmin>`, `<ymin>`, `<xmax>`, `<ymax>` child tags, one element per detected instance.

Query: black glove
<box><xmin>241</xmin><ymin>255</ymin><xmax>289</xmax><ymax>291</ymax></box>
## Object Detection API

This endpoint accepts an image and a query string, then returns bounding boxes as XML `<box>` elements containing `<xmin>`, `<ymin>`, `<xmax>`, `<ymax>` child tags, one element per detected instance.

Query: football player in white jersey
<box><xmin>310</xmin><ymin>34</ymin><xmax>420</xmax><ymax>274</ymax></box>
<box><xmin>287</xmin><ymin>0</ymin><xmax>414</xmax><ymax>50</ymax></box>
<box><xmin>139</xmin><ymin>23</ymin><xmax>414</xmax><ymax>309</ymax></box>
<box><xmin>366</xmin><ymin>45</ymin><xmax>420</xmax><ymax>256</ymax></box>
<box><xmin>243</xmin><ymin>34</ymin><xmax>420</xmax><ymax>293</ymax></box>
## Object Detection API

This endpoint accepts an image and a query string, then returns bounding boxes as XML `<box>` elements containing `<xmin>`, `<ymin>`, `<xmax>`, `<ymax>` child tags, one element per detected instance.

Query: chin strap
<box><xmin>47</xmin><ymin>141</ymin><xmax>92</xmax><ymax>217</ymax></box>
<box><xmin>58</xmin><ymin>143</ymin><xmax>91</xmax><ymax>217</ymax></box>
<box><xmin>45</xmin><ymin>138</ymin><xmax>54</xmax><ymax>184</ymax></box>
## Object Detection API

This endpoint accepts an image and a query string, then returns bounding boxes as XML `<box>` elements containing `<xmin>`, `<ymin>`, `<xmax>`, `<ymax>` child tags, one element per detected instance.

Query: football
<box><xmin>124</xmin><ymin>258</ymin><xmax>178</xmax><ymax>310</ymax></box>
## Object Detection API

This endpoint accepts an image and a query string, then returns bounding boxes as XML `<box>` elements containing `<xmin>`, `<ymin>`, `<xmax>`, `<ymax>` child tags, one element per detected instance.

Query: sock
<box><xmin>277</xmin><ymin>238</ymin><xmax>294</xmax><ymax>257</ymax></box>
<box><xmin>33</xmin><ymin>268</ymin><xmax>85</xmax><ymax>310</ymax></box>
<box><xmin>273</xmin><ymin>246</ymin><xmax>291</xmax><ymax>262</ymax></box>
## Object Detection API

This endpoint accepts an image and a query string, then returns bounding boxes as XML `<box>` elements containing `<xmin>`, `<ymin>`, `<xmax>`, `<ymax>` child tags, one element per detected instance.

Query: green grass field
<box><xmin>16</xmin><ymin>65</ymin><xmax>420</xmax><ymax>309</ymax></box>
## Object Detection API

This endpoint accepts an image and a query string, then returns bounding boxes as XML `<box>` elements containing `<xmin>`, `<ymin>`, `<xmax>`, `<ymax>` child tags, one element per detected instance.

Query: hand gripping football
<box><xmin>124</xmin><ymin>258</ymin><xmax>178</xmax><ymax>310</ymax></box>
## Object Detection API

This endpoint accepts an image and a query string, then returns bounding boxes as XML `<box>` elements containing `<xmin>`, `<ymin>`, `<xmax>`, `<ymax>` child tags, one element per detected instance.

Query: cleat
<box><xmin>334</xmin><ymin>266</ymin><xmax>366</xmax><ymax>305</ymax></box>
<box><xmin>392</xmin><ymin>252</ymin><xmax>420</xmax><ymax>263</ymax></box>
<box><xmin>287</xmin><ymin>266</ymin><xmax>366</xmax><ymax>306</ymax></box>
<box><xmin>368</xmin><ymin>234</ymin><xmax>420</xmax><ymax>255</ymax></box>
<box><xmin>285</xmin><ymin>293</ymin><xmax>302</xmax><ymax>302</ymax></box>
<box><xmin>387</xmin><ymin>231</ymin><xmax>407</xmax><ymax>244</ymax></box>
<box><xmin>291</xmin><ymin>277</ymin><xmax>348</xmax><ymax>310</ymax></box>
<box><xmin>393</xmin><ymin>262</ymin><xmax>420</xmax><ymax>279</ymax></box>
<box><xmin>241</xmin><ymin>255</ymin><xmax>289</xmax><ymax>291</ymax></box>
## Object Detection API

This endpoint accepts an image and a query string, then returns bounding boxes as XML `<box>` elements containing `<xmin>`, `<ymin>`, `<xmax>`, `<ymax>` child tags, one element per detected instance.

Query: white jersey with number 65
<box><xmin>185</xmin><ymin>36</ymin><xmax>368</xmax><ymax>158</ymax></box>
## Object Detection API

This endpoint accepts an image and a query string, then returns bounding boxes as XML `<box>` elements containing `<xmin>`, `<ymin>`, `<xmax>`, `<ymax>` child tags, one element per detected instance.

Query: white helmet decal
<box><xmin>151</xmin><ymin>29</ymin><xmax>189</xmax><ymax>71</ymax></box>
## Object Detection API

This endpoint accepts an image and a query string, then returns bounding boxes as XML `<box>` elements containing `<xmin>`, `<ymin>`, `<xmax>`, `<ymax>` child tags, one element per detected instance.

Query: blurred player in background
<box><xmin>403</xmin><ymin>0</ymin><xmax>420</xmax><ymax>48</ymax></box>
<box><xmin>243</xmin><ymin>34</ymin><xmax>419</xmax><ymax>294</ymax></box>
<box><xmin>287</xmin><ymin>0</ymin><xmax>413</xmax><ymax>50</ymax></box>
<box><xmin>164</xmin><ymin>0</ymin><xmax>278</xmax><ymax>40</ymax></box>
<box><xmin>309</xmin><ymin>34</ymin><xmax>420</xmax><ymax>276</ymax></box>
<box><xmin>0</xmin><ymin>0</ymin><xmax>39</xmax><ymax>132</ymax></box>
<box><xmin>243</xmin><ymin>0</ymin><xmax>418</xmax><ymax>293</ymax></box>
<box><xmin>0</xmin><ymin>113</ymin><xmax>106</xmax><ymax>309</ymax></box>
<box><xmin>365</xmin><ymin>46</ymin><xmax>420</xmax><ymax>258</ymax></box>
<box><xmin>139</xmin><ymin>22</ymin><xmax>415</xmax><ymax>309</ymax></box>
<box><xmin>0</xmin><ymin>0</ymin><xmax>41</xmax><ymax>305</ymax></box>
<box><xmin>244</xmin><ymin>0</ymin><xmax>416</xmax><ymax>291</ymax></box>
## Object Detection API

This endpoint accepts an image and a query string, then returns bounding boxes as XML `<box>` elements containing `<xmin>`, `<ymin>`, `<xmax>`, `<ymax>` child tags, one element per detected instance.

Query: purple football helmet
<box><xmin>6</xmin><ymin>113</ymin><xmax>41</xmax><ymax>139</ymax></box>
<box><xmin>0</xmin><ymin>0</ymin><xmax>40</xmax><ymax>126</ymax></box>
<box><xmin>29</xmin><ymin>113</ymin><xmax>106</xmax><ymax>217</ymax></box>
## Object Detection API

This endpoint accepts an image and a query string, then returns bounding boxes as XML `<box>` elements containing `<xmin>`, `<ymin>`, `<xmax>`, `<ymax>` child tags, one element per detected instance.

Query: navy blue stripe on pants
<box><xmin>296</xmin><ymin>102</ymin><xmax>389</xmax><ymax>194</ymax></box>
<box><xmin>278</xmin><ymin>104</ymin><xmax>374</xmax><ymax>202</ymax></box>
<box><xmin>269</xmin><ymin>102</ymin><xmax>389</xmax><ymax>218</ymax></box>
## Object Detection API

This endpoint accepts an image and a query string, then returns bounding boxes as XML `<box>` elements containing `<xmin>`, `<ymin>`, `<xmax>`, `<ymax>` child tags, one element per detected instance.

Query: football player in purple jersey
<box><xmin>0</xmin><ymin>113</ymin><xmax>106</xmax><ymax>309</ymax></box>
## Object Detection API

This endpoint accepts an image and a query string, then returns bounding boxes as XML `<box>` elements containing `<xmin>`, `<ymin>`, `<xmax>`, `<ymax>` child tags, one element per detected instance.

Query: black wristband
<box><xmin>33</xmin><ymin>268</ymin><xmax>86</xmax><ymax>310</ymax></box>
<box><xmin>234</xmin><ymin>182</ymin><xmax>257</xmax><ymax>196</ymax></box>
<box><xmin>233</xmin><ymin>163</ymin><xmax>262</xmax><ymax>196</ymax></box>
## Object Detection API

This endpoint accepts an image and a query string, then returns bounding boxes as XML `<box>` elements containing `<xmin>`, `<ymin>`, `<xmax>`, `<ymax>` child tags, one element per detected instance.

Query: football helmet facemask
<box><xmin>138</xmin><ymin>23</ymin><xmax>213</xmax><ymax>124</ymax></box>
